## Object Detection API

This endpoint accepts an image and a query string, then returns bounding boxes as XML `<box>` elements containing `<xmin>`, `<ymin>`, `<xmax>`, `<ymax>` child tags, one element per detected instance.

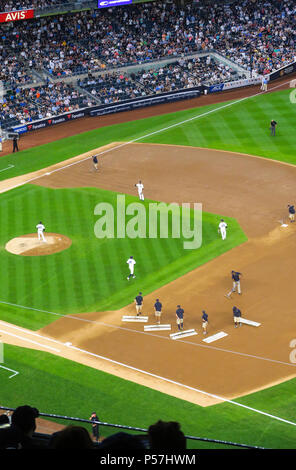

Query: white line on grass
<box><xmin>64</xmin><ymin>343</ymin><xmax>296</xmax><ymax>428</ymax></box>
<box><xmin>0</xmin><ymin>365</ymin><xmax>19</xmax><ymax>379</ymax></box>
<box><xmin>1</xmin><ymin>316</ymin><xmax>296</xmax><ymax>427</ymax></box>
<box><xmin>0</xmin><ymin>164</ymin><xmax>15</xmax><ymax>173</ymax></box>
<box><xmin>4</xmin><ymin>79</ymin><xmax>291</xmax><ymax>193</ymax></box>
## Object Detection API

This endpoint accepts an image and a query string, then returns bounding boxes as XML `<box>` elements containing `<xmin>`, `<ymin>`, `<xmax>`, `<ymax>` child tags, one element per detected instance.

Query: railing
<box><xmin>0</xmin><ymin>406</ymin><xmax>266</xmax><ymax>449</ymax></box>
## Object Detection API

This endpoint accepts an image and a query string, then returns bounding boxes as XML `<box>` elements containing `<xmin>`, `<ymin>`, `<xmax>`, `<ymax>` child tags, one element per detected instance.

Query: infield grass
<box><xmin>0</xmin><ymin>184</ymin><xmax>246</xmax><ymax>329</ymax></box>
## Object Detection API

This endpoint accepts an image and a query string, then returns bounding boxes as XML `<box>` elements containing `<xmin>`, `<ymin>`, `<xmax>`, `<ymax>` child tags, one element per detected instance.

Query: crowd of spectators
<box><xmin>78</xmin><ymin>55</ymin><xmax>243</xmax><ymax>102</ymax></box>
<box><xmin>1</xmin><ymin>0</ymin><xmax>295</xmax><ymax>79</ymax></box>
<box><xmin>134</xmin><ymin>56</ymin><xmax>243</xmax><ymax>94</ymax></box>
<box><xmin>0</xmin><ymin>81</ymin><xmax>96</xmax><ymax>129</ymax></box>
<box><xmin>0</xmin><ymin>50</ymin><xmax>35</xmax><ymax>89</ymax></box>
<box><xmin>0</xmin><ymin>406</ymin><xmax>186</xmax><ymax>450</ymax></box>
<box><xmin>78</xmin><ymin>72</ymin><xmax>148</xmax><ymax>104</ymax></box>
<box><xmin>0</xmin><ymin>1</ymin><xmax>65</xmax><ymax>12</ymax></box>
<box><xmin>0</xmin><ymin>0</ymin><xmax>295</xmax><ymax>129</ymax></box>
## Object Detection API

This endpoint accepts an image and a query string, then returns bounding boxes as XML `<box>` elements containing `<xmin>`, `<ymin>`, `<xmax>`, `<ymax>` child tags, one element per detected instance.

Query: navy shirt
<box><xmin>176</xmin><ymin>307</ymin><xmax>184</xmax><ymax>319</ymax></box>
<box><xmin>289</xmin><ymin>205</ymin><xmax>295</xmax><ymax>214</ymax></box>
<box><xmin>93</xmin><ymin>155</ymin><xmax>98</xmax><ymax>163</ymax></box>
<box><xmin>154</xmin><ymin>301</ymin><xmax>162</xmax><ymax>311</ymax></box>
<box><xmin>135</xmin><ymin>295</ymin><xmax>143</xmax><ymax>305</ymax></box>
<box><xmin>202</xmin><ymin>312</ymin><xmax>208</xmax><ymax>322</ymax></box>
<box><xmin>233</xmin><ymin>307</ymin><xmax>241</xmax><ymax>317</ymax></box>
<box><xmin>232</xmin><ymin>271</ymin><xmax>241</xmax><ymax>282</ymax></box>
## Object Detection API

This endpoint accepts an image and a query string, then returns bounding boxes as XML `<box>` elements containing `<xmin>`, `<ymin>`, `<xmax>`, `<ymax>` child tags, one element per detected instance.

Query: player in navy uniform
<box><xmin>92</xmin><ymin>154</ymin><xmax>99</xmax><ymax>171</ymax></box>
<box><xmin>202</xmin><ymin>310</ymin><xmax>208</xmax><ymax>335</ymax></box>
<box><xmin>233</xmin><ymin>306</ymin><xmax>242</xmax><ymax>328</ymax></box>
<box><xmin>135</xmin><ymin>292</ymin><xmax>143</xmax><ymax>316</ymax></box>
<box><xmin>270</xmin><ymin>120</ymin><xmax>277</xmax><ymax>136</ymax></box>
<box><xmin>225</xmin><ymin>271</ymin><xmax>242</xmax><ymax>298</ymax></box>
<box><xmin>288</xmin><ymin>204</ymin><xmax>295</xmax><ymax>223</ymax></box>
<box><xmin>176</xmin><ymin>305</ymin><xmax>184</xmax><ymax>331</ymax></box>
<box><xmin>154</xmin><ymin>299</ymin><xmax>162</xmax><ymax>324</ymax></box>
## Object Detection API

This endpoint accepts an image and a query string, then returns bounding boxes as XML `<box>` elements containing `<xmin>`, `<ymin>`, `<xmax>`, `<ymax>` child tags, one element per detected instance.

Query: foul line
<box><xmin>4</xmin><ymin>79</ymin><xmax>291</xmax><ymax>193</ymax></box>
<box><xmin>1</xmin><ymin>319</ymin><xmax>296</xmax><ymax>428</ymax></box>
<box><xmin>0</xmin><ymin>301</ymin><xmax>295</xmax><ymax>368</ymax></box>
<box><xmin>0</xmin><ymin>329</ymin><xmax>60</xmax><ymax>353</ymax></box>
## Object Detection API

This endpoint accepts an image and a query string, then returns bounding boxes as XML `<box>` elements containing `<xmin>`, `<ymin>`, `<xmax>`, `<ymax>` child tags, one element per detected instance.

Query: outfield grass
<box><xmin>0</xmin><ymin>184</ymin><xmax>246</xmax><ymax>329</ymax></box>
<box><xmin>1</xmin><ymin>89</ymin><xmax>296</xmax><ymax>184</ymax></box>
<box><xmin>1</xmin><ymin>344</ymin><xmax>296</xmax><ymax>449</ymax></box>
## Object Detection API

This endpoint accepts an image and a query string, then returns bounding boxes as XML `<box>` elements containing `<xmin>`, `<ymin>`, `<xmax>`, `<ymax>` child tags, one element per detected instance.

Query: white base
<box><xmin>203</xmin><ymin>331</ymin><xmax>228</xmax><ymax>343</ymax></box>
<box><xmin>170</xmin><ymin>329</ymin><xmax>197</xmax><ymax>340</ymax></box>
<box><xmin>240</xmin><ymin>318</ymin><xmax>261</xmax><ymax>327</ymax></box>
<box><xmin>122</xmin><ymin>315</ymin><xmax>148</xmax><ymax>322</ymax></box>
<box><xmin>144</xmin><ymin>324</ymin><xmax>171</xmax><ymax>331</ymax></box>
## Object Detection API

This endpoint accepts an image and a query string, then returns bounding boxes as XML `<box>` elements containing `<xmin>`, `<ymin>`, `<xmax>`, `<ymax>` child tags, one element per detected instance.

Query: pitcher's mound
<box><xmin>5</xmin><ymin>233</ymin><xmax>72</xmax><ymax>256</ymax></box>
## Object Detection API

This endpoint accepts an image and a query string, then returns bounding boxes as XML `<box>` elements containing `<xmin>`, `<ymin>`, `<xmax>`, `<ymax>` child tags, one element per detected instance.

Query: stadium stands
<box><xmin>0</xmin><ymin>0</ymin><xmax>295</xmax><ymax>131</ymax></box>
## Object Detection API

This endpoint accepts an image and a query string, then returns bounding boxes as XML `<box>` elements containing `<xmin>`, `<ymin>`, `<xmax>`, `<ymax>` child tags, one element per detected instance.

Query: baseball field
<box><xmin>1</xmin><ymin>81</ymin><xmax>296</xmax><ymax>449</ymax></box>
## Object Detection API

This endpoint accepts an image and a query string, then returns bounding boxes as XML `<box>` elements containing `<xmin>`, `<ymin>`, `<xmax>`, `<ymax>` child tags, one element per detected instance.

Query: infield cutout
<box><xmin>5</xmin><ymin>233</ymin><xmax>72</xmax><ymax>256</ymax></box>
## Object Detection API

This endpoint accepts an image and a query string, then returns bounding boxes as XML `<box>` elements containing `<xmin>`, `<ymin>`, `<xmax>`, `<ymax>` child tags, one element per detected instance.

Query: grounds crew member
<box><xmin>233</xmin><ymin>306</ymin><xmax>242</xmax><ymax>328</ymax></box>
<box><xmin>176</xmin><ymin>305</ymin><xmax>184</xmax><ymax>331</ymax></box>
<box><xmin>225</xmin><ymin>271</ymin><xmax>242</xmax><ymax>298</ymax></box>
<box><xmin>288</xmin><ymin>204</ymin><xmax>295</xmax><ymax>223</ymax></box>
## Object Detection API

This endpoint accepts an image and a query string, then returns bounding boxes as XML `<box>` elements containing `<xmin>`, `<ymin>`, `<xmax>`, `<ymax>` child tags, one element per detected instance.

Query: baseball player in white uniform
<box><xmin>218</xmin><ymin>219</ymin><xmax>228</xmax><ymax>240</ymax></box>
<box><xmin>135</xmin><ymin>180</ymin><xmax>144</xmax><ymax>200</ymax></box>
<box><xmin>36</xmin><ymin>221</ymin><xmax>46</xmax><ymax>242</ymax></box>
<box><xmin>127</xmin><ymin>256</ymin><xmax>136</xmax><ymax>280</ymax></box>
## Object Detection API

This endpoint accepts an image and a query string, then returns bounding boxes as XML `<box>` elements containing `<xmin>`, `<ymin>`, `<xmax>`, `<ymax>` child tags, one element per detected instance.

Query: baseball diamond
<box><xmin>0</xmin><ymin>0</ymin><xmax>296</xmax><ymax>454</ymax></box>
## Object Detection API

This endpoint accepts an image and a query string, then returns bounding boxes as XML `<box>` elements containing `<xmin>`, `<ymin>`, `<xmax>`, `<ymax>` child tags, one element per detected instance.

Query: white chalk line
<box><xmin>4</xmin><ymin>79</ymin><xmax>291</xmax><ymax>193</ymax></box>
<box><xmin>0</xmin><ymin>365</ymin><xmax>19</xmax><ymax>379</ymax></box>
<box><xmin>1</xmin><ymin>320</ymin><xmax>296</xmax><ymax>428</ymax></box>
<box><xmin>0</xmin><ymin>164</ymin><xmax>15</xmax><ymax>173</ymax></box>
<box><xmin>0</xmin><ymin>329</ymin><xmax>60</xmax><ymax>353</ymax></box>
<box><xmin>0</xmin><ymin>301</ymin><xmax>295</xmax><ymax>369</ymax></box>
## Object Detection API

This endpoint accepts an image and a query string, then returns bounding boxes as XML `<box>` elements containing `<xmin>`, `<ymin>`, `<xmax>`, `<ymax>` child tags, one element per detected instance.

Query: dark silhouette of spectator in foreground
<box><xmin>0</xmin><ymin>405</ymin><xmax>41</xmax><ymax>449</ymax></box>
<box><xmin>148</xmin><ymin>420</ymin><xmax>186</xmax><ymax>450</ymax></box>
<box><xmin>97</xmin><ymin>431</ymin><xmax>146</xmax><ymax>450</ymax></box>
<box><xmin>0</xmin><ymin>414</ymin><xmax>10</xmax><ymax>428</ymax></box>
<box><xmin>48</xmin><ymin>425</ymin><xmax>94</xmax><ymax>449</ymax></box>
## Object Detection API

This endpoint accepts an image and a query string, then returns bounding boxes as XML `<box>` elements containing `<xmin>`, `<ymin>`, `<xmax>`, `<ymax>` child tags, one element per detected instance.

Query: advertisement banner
<box><xmin>209</xmin><ymin>83</ymin><xmax>224</xmax><ymax>93</ymax></box>
<box><xmin>223</xmin><ymin>77</ymin><xmax>261</xmax><ymax>90</ymax></box>
<box><xmin>12</xmin><ymin>89</ymin><xmax>202</xmax><ymax>134</ymax></box>
<box><xmin>98</xmin><ymin>0</ymin><xmax>133</xmax><ymax>8</ymax></box>
<box><xmin>13</xmin><ymin>109</ymin><xmax>88</xmax><ymax>134</ymax></box>
<box><xmin>209</xmin><ymin>77</ymin><xmax>261</xmax><ymax>93</ymax></box>
<box><xmin>0</xmin><ymin>9</ymin><xmax>34</xmax><ymax>23</ymax></box>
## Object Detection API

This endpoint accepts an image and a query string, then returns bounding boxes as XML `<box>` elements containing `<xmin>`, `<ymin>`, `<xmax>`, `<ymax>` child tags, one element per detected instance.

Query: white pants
<box><xmin>129</xmin><ymin>266</ymin><xmax>134</xmax><ymax>275</ymax></box>
<box><xmin>220</xmin><ymin>229</ymin><xmax>226</xmax><ymax>240</ymax></box>
<box><xmin>38</xmin><ymin>230</ymin><xmax>46</xmax><ymax>242</ymax></box>
<box><xmin>138</xmin><ymin>191</ymin><xmax>144</xmax><ymax>201</ymax></box>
